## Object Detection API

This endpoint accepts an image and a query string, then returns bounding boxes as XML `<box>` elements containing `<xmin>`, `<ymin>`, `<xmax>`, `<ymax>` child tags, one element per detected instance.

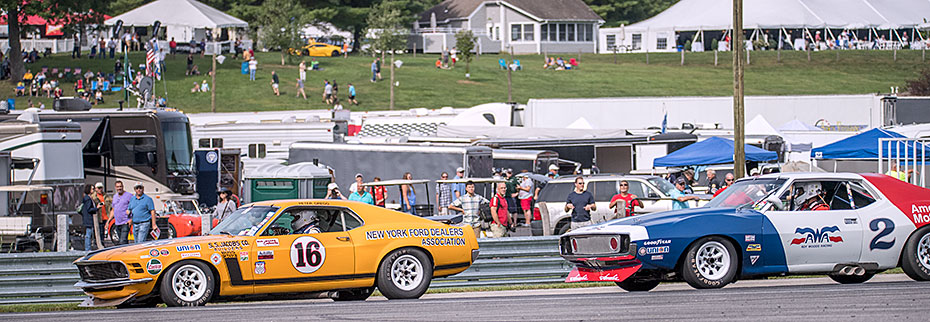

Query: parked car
<box><xmin>535</xmin><ymin>175</ymin><xmax>711</xmax><ymax>235</ymax></box>
<box><xmin>288</xmin><ymin>40</ymin><xmax>342</xmax><ymax>57</ymax></box>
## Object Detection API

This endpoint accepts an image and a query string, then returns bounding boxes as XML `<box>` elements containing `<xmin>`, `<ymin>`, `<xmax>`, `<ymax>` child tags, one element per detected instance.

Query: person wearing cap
<box><xmin>127</xmin><ymin>182</ymin><xmax>156</xmax><ymax>243</ymax></box>
<box><xmin>111</xmin><ymin>180</ymin><xmax>133</xmax><ymax>245</ymax></box>
<box><xmin>670</xmin><ymin>177</ymin><xmax>700</xmax><ymax>210</ymax></box>
<box><xmin>548</xmin><ymin>164</ymin><xmax>560</xmax><ymax>178</ymax></box>
<box><xmin>451</xmin><ymin>167</ymin><xmax>466</xmax><ymax>200</ymax></box>
<box><xmin>326</xmin><ymin>182</ymin><xmax>347</xmax><ymax>200</ymax></box>
<box><xmin>348</xmin><ymin>180</ymin><xmax>375</xmax><ymax>205</ymax></box>
<box><xmin>213</xmin><ymin>188</ymin><xmax>236</xmax><ymax>229</ymax></box>
<box><xmin>93</xmin><ymin>182</ymin><xmax>110</xmax><ymax>249</ymax></box>
<box><xmin>516</xmin><ymin>172</ymin><xmax>534</xmax><ymax>227</ymax></box>
<box><xmin>349</xmin><ymin>173</ymin><xmax>365</xmax><ymax>194</ymax></box>
<box><xmin>435</xmin><ymin>172</ymin><xmax>453</xmax><ymax>215</ymax></box>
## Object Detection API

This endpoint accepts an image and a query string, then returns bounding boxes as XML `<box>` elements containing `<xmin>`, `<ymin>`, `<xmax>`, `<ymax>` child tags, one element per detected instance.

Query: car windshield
<box><xmin>210</xmin><ymin>206</ymin><xmax>279</xmax><ymax>236</ymax></box>
<box><xmin>704</xmin><ymin>178</ymin><xmax>786</xmax><ymax>208</ymax></box>
<box><xmin>647</xmin><ymin>177</ymin><xmax>678</xmax><ymax>196</ymax></box>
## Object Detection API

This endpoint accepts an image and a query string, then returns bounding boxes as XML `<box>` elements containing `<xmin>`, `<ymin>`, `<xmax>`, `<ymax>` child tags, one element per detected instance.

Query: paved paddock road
<box><xmin>4</xmin><ymin>274</ymin><xmax>929</xmax><ymax>321</ymax></box>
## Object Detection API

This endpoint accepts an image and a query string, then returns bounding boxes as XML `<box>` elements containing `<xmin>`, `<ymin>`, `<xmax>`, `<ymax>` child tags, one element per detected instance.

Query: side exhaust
<box><xmin>837</xmin><ymin>265</ymin><xmax>867</xmax><ymax>276</ymax></box>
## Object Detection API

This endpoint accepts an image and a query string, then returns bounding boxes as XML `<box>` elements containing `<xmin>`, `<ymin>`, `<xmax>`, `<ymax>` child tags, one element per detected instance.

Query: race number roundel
<box><xmin>290</xmin><ymin>236</ymin><xmax>326</xmax><ymax>274</ymax></box>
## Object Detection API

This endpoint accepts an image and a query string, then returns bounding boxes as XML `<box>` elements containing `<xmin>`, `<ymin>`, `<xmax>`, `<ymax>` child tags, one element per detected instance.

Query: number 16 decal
<box><xmin>291</xmin><ymin>236</ymin><xmax>326</xmax><ymax>273</ymax></box>
<box><xmin>869</xmin><ymin>218</ymin><xmax>896</xmax><ymax>250</ymax></box>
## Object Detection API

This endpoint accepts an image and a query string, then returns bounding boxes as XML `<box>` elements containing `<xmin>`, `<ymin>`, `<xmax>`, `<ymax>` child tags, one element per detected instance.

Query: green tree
<box><xmin>454</xmin><ymin>29</ymin><xmax>476</xmax><ymax>79</ymax></box>
<box><xmin>584</xmin><ymin>0</ymin><xmax>678</xmax><ymax>27</ymax></box>
<box><xmin>256</xmin><ymin>0</ymin><xmax>306</xmax><ymax>65</ymax></box>
<box><xmin>367</xmin><ymin>0</ymin><xmax>407</xmax><ymax>109</ymax></box>
<box><xmin>906</xmin><ymin>67</ymin><xmax>930</xmax><ymax>96</ymax></box>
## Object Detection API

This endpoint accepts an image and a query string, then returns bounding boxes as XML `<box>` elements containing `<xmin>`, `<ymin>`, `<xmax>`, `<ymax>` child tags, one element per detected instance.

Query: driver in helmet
<box><xmin>291</xmin><ymin>210</ymin><xmax>322</xmax><ymax>234</ymax></box>
<box><xmin>793</xmin><ymin>182</ymin><xmax>830</xmax><ymax>211</ymax></box>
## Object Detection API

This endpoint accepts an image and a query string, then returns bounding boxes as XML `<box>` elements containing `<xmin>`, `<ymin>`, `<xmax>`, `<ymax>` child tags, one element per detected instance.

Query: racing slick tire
<box><xmin>901</xmin><ymin>226</ymin><xmax>930</xmax><ymax>281</ymax></box>
<box><xmin>682</xmin><ymin>236</ymin><xmax>739</xmax><ymax>289</ymax></box>
<box><xmin>159</xmin><ymin>260</ymin><xmax>216</xmax><ymax>306</ymax></box>
<box><xmin>331</xmin><ymin>287</ymin><xmax>375</xmax><ymax>301</ymax></box>
<box><xmin>615</xmin><ymin>279</ymin><xmax>660</xmax><ymax>292</ymax></box>
<box><xmin>828</xmin><ymin>273</ymin><xmax>875</xmax><ymax>284</ymax></box>
<box><xmin>376</xmin><ymin>248</ymin><xmax>432</xmax><ymax>299</ymax></box>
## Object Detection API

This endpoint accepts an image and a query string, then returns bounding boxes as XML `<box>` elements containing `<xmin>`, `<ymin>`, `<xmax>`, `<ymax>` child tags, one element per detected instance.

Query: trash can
<box><xmin>241</xmin><ymin>61</ymin><xmax>249</xmax><ymax>75</ymax></box>
<box><xmin>6</xmin><ymin>98</ymin><xmax>14</xmax><ymax>110</ymax></box>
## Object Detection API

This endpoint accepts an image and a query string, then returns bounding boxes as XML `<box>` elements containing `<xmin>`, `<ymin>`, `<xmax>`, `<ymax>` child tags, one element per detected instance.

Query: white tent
<box><xmin>105</xmin><ymin>0</ymin><xmax>247</xmax><ymax>42</ymax></box>
<box><xmin>746</xmin><ymin>114</ymin><xmax>781</xmax><ymax>137</ymax></box>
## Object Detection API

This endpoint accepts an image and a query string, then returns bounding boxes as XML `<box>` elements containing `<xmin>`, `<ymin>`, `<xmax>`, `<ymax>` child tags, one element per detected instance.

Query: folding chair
<box><xmin>90</xmin><ymin>81</ymin><xmax>98</xmax><ymax>91</ymax></box>
<box><xmin>513</xmin><ymin>59</ymin><xmax>522</xmax><ymax>70</ymax></box>
<box><xmin>499</xmin><ymin>58</ymin><xmax>507</xmax><ymax>70</ymax></box>
<box><xmin>102</xmin><ymin>81</ymin><xmax>111</xmax><ymax>92</ymax></box>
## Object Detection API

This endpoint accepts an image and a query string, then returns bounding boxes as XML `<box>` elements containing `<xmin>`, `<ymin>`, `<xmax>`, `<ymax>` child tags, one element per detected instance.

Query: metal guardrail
<box><xmin>0</xmin><ymin>236</ymin><xmax>568</xmax><ymax>305</ymax></box>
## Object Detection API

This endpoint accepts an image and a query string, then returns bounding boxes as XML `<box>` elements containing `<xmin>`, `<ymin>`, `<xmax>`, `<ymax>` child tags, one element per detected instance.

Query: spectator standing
<box><xmin>548</xmin><ymin>164</ymin><xmax>560</xmax><ymax>178</ymax></box>
<box><xmin>400</xmin><ymin>172</ymin><xmax>417</xmax><ymax>215</ymax></box>
<box><xmin>375</xmin><ymin>58</ymin><xmax>382</xmax><ymax>80</ymax></box>
<box><xmin>451</xmin><ymin>167</ymin><xmax>466</xmax><ymax>200</ymax></box>
<box><xmin>448</xmin><ymin>181</ymin><xmax>489</xmax><ymax>238</ymax></box>
<box><xmin>108</xmin><ymin>38</ymin><xmax>117</xmax><ymax>58</ymax></box>
<box><xmin>347</xmin><ymin>83</ymin><xmax>358</xmax><ymax>105</ymax></box>
<box><xmin>98</xmin><ymin>37</ymin><xmax>106</xmax><ymax>60</ymax></box>
<box><xmin>489</xmin><ymin>182</ymin><xmax>511</xmax><ymax>237</ymax></box>
<box><xmin>169</xmin><ymin>37</ymin><xmax>177</xmax><ymax>56</ymax></box>
<box><xmin>609</xmin><ymin>180</ymin><xmax>643</xmax><ymax>218</ymax></box>
<box><xmin>326</xmin><ymin>182</ymin><xmax>347</xmax><ymax>200</ymax></box>
<box><xmin>111</xmin><ymin>181</ymin><xmax>133</xmax><ymax>245</ymax></box>
<box><xmin>72</xmin><ymin>34</ymin><xmax>81</xmax><ymax>59</ymax></box>
<box><xmin>214</xmin><ymin>188</ymin><xmax>236</xmax><ymax>228</ymax></box>
<box><xmin>705</xmin><ymin>169</ymin><xmax>722</xmax><ymax>194</ymax></box>
<box><xmin>370</xmin><ymin>59</ymin><xmax>378</xmax><ymax>82</ymax></box>
<box><xmin>372</xmin><ymin>177</ymin><xmax>387</xmax><ymax>207</ymax></box>
<box><xmin>436</xmin><ymin>172</ymin><xmax>453</xmax><ymax>215</ymax></box>
<box><xmin>248</xmin><ymin>57</ymin><xmax>257</xmax><ymax>81</ymax></box>
<box><xmin>671</xmin><ymin>177</ymin><xmax>700</xmax><ymax>210</ymax></box>
<box><xmin>565</xmin><ymin>176</ymin><xmax>595</xmax><ymax>230</ymax></box>
<box><xmin>127</xmin><ymin>183</ymin><xmax>156</xmax><ymax>243</ymax></box>
<box><xmin>517</xmin><ymin>174</ymin><xmax>534</xmax><ymax>226</ymax></box>
<box><xmin>80</xmin><ymin>184</ymin><xmax>98</xmax><ymax>250</ymax></box>
<box><xmin>295</xmin><ymin>77</ymin><xmax>307</xmax><ymax>99</ymax></box>
<box><xmin>503</xmin><ymin>169</ymin><xmax>520</xmax><ymax>217</ymax></box>
<box><xmin>186</xmin><ymin>53</ymin><xmax>194</xmax><ymax>75</ymax></box>
<box><xmin>93</xmin><ymin>182</ymin><xmax>110</xmax><ymax>247</ymax></box>
<box><xmin>298</xmin><ymin>60</ymin><xmax>307</xmax><ymax>82</ymax></box>
<box><xmin>270</xmin><ymin>70</ymin><xmax>280</xmax><ymax>96</ymax></box>
<box><xmin>450</xmin><ymin>47</ymin><xmax>457</xmax><ymax>68</ymax></box>
<box><xmin>714</xmin><ymin>173</ymin><xmax>736</xmax><ymax>197</ymax></box>
<box><xmin>323</xmin><ymin>80</ymin><xmax>333</xmax><ymax>104</ymax></box>
<box><xmin>349</xmin><ymin>173</ymin><xmax>364</xmax><ymax>194</ymax></box>
<box><xmin>348</xmin><ymin>184</ymin><xmax>375</xmax><ymax>205</ymax></box>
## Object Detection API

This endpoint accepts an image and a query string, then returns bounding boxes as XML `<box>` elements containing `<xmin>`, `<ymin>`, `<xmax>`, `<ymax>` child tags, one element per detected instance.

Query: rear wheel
<box><xmin>616</xmin><ymin>279</ymin><xmax>660</xmax><ymax>292</ymax></box>
<box><xmin>160</xmin><ymin>260</ymin><xmax>215</xmax><ymax>306</ymax></box>
<box><xmin>376</xmin><ymin>248</ymin><xmax>432</xmax><ymax>299</ymax></box>
<box><xmin>901</xmin><ymin>226</ymin><xmax>930</xmax><ymax>281</ymax></box>
<box><xmin>556</xmin><ymin>220</ymin><xmax>570</xmax><ymax>235</ymax></box>
<box><xmin>331</xmin><ymin>50</ymin><xmax>340</xmax><ymax>57</ymax></box>
<box><xmin>681</xmin><ymin>237</ymin><xmax>738</xmax><ymax>289</ymax></box>
<box><xmin>331</xmin><ymin>287</ymin><xmax>374</xmax><ymax>301</ymax></box>
<box><xmin>829</xmin><ymin>273</ymin><xmax>875</xmax><ymax>284</ymax></box>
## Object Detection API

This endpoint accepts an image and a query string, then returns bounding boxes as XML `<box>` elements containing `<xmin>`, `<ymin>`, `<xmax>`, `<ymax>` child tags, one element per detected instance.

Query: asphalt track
<box><xmin>4</xmin><ymin>274</ymin><xmax>929</xmax><ymax>321</ymax></box>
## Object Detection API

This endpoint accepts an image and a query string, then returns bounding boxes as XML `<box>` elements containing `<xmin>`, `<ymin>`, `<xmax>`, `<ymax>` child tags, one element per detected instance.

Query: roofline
<box><xmin>425</xmin><ymin>0</ymin><xmax>602</xmax><ymax>26</ymax></box>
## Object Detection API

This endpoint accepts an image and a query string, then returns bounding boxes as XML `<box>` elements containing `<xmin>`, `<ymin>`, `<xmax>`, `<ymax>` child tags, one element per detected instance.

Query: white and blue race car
<box><xmin>560</xmin><ymin>172</ymin><xmax>930</xmax><ymax>291</ymax></box>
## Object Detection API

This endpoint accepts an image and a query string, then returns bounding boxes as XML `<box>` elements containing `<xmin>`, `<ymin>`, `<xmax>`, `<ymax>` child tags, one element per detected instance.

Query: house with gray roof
<box><xmin>413</xmin><ymin>0</ymin><xmax>604</xmax><ymax>54</ymax></box>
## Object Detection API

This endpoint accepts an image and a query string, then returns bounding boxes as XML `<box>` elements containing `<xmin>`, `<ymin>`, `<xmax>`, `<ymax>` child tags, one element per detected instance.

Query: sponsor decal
<box><xmin>744</xmin><ymin>235</ymin><xmax>756</xmax><ymax>242</ymax></box>
<box><xmin>566</xmin><ymin>275</ymin><xmax>589</xmax><ymax>282</ymax></box>
<box><xmin>912</xmin><ymin>204</ymin><xmax>930</xmax><ymax>225</ymax></box>
<box><xmin>208</xmin><ymin>240</ymin><xmax>248</xmax><ymax>251</ymax></box>
<box><xmin>750</xmin><ymin>255</ymin><xmax>760</xmax><ymax>265</ymax></box>
<box><xmin>255</xmin><ymin>262</ymin><xmax>266</xmax><ymax>275</ymax></box>
<box><xmin>639</xmin><ymin>246</ymin><xmax>669</xmax><ymax>256</ymax></box>
<box><xmin>149</xmin><ymin>249</ymin><xmax>159</xmax><ymax>257</ymax></box>
<box><xmin>642</xmin><ymin>239</ymin><xmax>671</xmax><ymax>246</ymax></box>
<box><xmin>650</xmin><ymin>255</ymin><xmax>664</xmax><ymax>261</ymax></box>
<box><xmin>239</xmin><ymin>251</ymin><xmax>249</xmax><ymax>262</ymax></box>
<box><xmin>210</xmin><ymin>253</ymin><xmax>222</xmax><ymax>265</ymax></box>
<box><xmin>256</xmin><ymin>238</ymin><xmax>280</xmax><ymax>247</ymax></box>
<box><xmin>746</xmin><ymin>244</ymin><xmax>761</xmax><ymax>252</ymax></box>
<box><xmin>140</xmin><ymin>255</ymin><xmax>151</xmax><ymax>259</ymax></box>
<box><xmin>176</xmin><ymin>244</ymin><xmax>202</xmax><ymax>252</ymax></box>
<box><xmin>291</xmin><ymin>236</ymin><xmax>326</xmax><ymax>274</ymax></box>
<box><xmin>257</xmin><ymin>250</ymin><xmax>274</xmax><ymax>260</ymax></box>
<box><xmin>181</xmin><ymin>252</ymin><xmax>200</xmax><ymax>259</ymax></box>
<box><xmin>146</xmin><ymin>258</ymin><xmax>163</xmax><ymax>275</ymax></box>
<box><xmin>639</xmin><ymin>247</ymin><xmax>646</xmax><ymax>256</ymax></box>
<box><xmin>599</xmin><ymin>273</ymin><xmax>622</xmax><ymax>281</ymax></box>
<box><xmin>160</xmin><ymin>249</ymin><xmax>169</xmax><ymax>256</ymax></box>
<box><xmin>790</xmin><ymin>226</ymin><xmax>843</xmax><ymax>248</ymax></box>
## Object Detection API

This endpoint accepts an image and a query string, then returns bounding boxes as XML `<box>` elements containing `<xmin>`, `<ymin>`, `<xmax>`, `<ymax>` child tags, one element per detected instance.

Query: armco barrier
<box><xmin>0</xmin><ymin>236</ymin><xmax>568</xmax><ymax>305</ymax></box>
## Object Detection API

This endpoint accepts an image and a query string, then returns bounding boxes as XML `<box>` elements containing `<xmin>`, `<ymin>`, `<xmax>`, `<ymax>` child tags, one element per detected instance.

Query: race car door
<box><xmin>250</xmin><ymin>206</ymin><xmax>356</xmax><ymax>294</ymax></box>
<box><xmin>764</xmin><ymin>180</ymin><xmax>863</xmax><ymax>273</ymax></box>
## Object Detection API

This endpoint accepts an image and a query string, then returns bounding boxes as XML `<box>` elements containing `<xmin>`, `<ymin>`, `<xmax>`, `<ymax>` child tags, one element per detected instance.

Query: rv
<box><xmin>492</xmin><ymin>149</ymin><xmax>559</xmax><ymax>174</ymax></box>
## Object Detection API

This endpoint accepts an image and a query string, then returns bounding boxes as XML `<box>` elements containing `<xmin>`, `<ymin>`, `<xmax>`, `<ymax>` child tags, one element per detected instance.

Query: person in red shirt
<box><xmin>372</xmin><ymin>177</ymin><xmax>387</xmax><ymax>207</ymax></box>
<box><xmin>609</xmin><ymin>180</ymin><xmax>643</xmax><ymax>218</ymax></box>
<box><xmin>713</xmin><ymin>173</ymin><xmax>736</xmax><ymax>198</ymax></box>
<box><xmin>489</xmin><ymin>182</ymin><xmax>511</xmax><ymax>237</ymax></box>
<box><xmin>169</xmin><ymin>37</ymin><xmax>177</xmax><ymax>57</ymax></box>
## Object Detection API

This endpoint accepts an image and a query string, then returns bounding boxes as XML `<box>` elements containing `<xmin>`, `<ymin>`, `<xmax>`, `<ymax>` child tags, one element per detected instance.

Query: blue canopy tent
<box><xmin>654</xmin><ymin>137</ymin><xmax>778</xmax><ymax>167</ymax></box>
<box><xmin>811</xmin><ymin>128</ymin><xmax>929</xmax><ymax>159</ymax></box>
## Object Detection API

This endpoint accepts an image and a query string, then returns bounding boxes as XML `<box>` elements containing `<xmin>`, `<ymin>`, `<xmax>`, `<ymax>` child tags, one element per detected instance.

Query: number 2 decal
<box><xmin>869</xmin><ymin>218</ymin><xmax>896</xmax><ymax>250</ymax></box>
<box><xmin>291</xmin><ymin>236</ymin><xmax>326</xmax><ymax>273</ymax></box>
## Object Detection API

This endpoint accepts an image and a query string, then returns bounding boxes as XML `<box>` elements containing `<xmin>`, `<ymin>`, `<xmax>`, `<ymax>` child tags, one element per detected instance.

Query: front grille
<box><xmin>562</xmin><ymin>234</ymin><xmax>630</xmax><ymax>256</ymax></box>
<box><xmin>76</xmin><ymin>262</ymin><xmax>129</xmax><ymax>282</ymax></box>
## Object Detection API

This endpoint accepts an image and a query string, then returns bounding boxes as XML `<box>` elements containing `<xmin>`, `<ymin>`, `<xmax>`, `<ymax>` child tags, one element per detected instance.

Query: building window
<box><xmin>248</xmin><ymin>143</ymin><xmax>266</xmax><ymax>159</ymax></box>
<box><xmin>557</xmin><ymin>24</ymin><xmax>566</xmax><ymax>41</ymax></box>
<box><xmin>567</xmin><ymin>24</ymin><xmax>575</xmax><ymax>41</ymax></box>
<box><xmin>632</xmin><ymin>34</ymin><xmax>642</xmax><ymax>50</ymax></box>
<box><xmin>548</xmin><ymin>24</ymin><xmax>557</xmax><ymax>41</ymax></box>
<box><xmin>511</xmin><ymin>24</ymin><xmax>522</xmax><ymax>41</ymax></box>
<box><xmin>657</xmin><ymin>37</ymin><xmax>667</xmax><ymax>50</ymax></box>
<box><xmin>606</xmin><ymin>34</ymin><xmax>616</xmax><ymax>50</ymax></box>
<box><xmin>541</xmin><ymin>25</ymin><xmax>548</xmax><ymax>41</ymax></box>
<box><xmin>523</xmin><ymin>24</ymin><xmax>534</xmax><ymax>41</ymax></box>
<box><xmin>583</xmin><ymin>24</ymin><xmax>593</xmax><ymax>42</ymax></box>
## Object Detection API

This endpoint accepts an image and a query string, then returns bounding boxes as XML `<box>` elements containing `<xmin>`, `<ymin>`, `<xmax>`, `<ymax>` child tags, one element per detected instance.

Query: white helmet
<box><xmin>793</xmin><ymin>182</ymin><xmax>823</xmax><ymax>209</ymax></box>
<box><xmin>291</xmin><ymin>210</ymin><xmax>320</xmax><ymax>232</ymax></box>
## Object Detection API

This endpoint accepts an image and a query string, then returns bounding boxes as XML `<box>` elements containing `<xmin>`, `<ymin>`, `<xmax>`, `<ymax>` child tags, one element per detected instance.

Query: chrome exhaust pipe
<box><xmin>839</xmin><ymin>266</ymin><xmax>853</xmax><ymax>275</ymax></box>
<box><xmin>853</xmin><ymin>267</ymin><xmax>866</xmax><ymax>276</ymax></box>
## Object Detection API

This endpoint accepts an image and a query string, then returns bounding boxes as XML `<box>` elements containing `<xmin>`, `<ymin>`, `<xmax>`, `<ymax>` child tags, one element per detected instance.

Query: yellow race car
<box><xmin>288</xmin><ymin>41</ymin><xmax>343</xmax><ymax>57</ymax></box>
<box><xmin>73</xmin><ymin>199</ymin><xmax>479</xmax><ymax>307</ymax></box>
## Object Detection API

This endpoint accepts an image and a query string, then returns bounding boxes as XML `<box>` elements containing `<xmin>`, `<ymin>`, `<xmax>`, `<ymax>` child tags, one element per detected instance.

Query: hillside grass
<box><xmin>1</xmin><ymin>49</ymin><xmax>926</xmax><ymax>113</ymax></box>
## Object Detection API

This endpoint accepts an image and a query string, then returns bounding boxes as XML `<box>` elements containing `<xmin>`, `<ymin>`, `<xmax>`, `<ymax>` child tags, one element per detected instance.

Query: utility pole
<box><xmin>389</xmin><ymin>51</ymin><xmax>395</xmax><ymax>110</ymax></box>
<box><xmin>211</xmin><ymin>52</ymin><xmax>217</xmax><ymax>112</ymax></box>
<box><xmin>733</xmin><ymin>0</ymin><xmax>746</xmax><ymax>178</ymax></box>
<box><xmin>507</xmin><ymin>46</ymin><xmax>513</xmax><ymax>102</ymax></box>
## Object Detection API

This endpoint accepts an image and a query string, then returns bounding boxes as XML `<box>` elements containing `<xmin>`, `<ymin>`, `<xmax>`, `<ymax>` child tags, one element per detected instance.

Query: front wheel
<box><xmin>901</xmin><ymin>226</ymin><xmax>930</xmax><ymax>281</ymax></box>
<box><xmin>331</xmin><ymin>287</ymin><xmax>374</xmax><ymax>301</ymax></box>
<box><xmin>376</xmin><ymin>248</ymin><xmax>432</xmax><ymax>299</ymax></box>
<box><xmin>616</xmin><ymin>279</ymin><xmax>660</xmax><ymax>292</ymax></box>
<box><xmin>160</xmin><ymin>260</ymin><xmax>215</xmax><ymax>306</ymax></box>
<box><xmin>829</xmin><ymin>273</ymin><xmax>875</xmax><ymax>284</ymax></box>
<box><xmin>167</xmin><ymin>224</ymin><xmax>177</xmax><ymax>239</ymax></box>
<box><xmin>681</xmin><ymin>236</ymin><xmax>738</xmax><ymax>289</ymax></box>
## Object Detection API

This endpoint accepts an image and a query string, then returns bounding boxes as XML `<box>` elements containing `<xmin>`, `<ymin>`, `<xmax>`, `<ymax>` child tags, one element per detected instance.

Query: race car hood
<box><xmin>81</xmin><ymin>235</ymin><xmax>241</xmax><ymax>261</ymax></box>
<box><xmin>564</xmin><ymin>206</ymin><xmax>762</xmax><ymax>241</ymax></box>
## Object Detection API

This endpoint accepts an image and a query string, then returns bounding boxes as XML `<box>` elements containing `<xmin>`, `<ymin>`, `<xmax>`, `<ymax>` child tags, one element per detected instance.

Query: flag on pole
<box><xmin>661</xmin><ymin>112</ymin><xmax>668</xmax><ymax>134</ymax></box>
<box><xmin>145</xmin><ymin>39</ymin><xmax>160</xmax><ymax>77</ymax></box>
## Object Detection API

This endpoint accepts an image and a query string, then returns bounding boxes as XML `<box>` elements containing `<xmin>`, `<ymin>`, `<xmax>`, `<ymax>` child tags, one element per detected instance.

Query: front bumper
<box><xmin>564</xmin><ymin>254</ymin><xmax>642</xmax><ymax>283</ymax></box>
<box><xmin>75</xmin><ymin>277</ymin><xmax>153</xmax><ymax>291</ymax></box>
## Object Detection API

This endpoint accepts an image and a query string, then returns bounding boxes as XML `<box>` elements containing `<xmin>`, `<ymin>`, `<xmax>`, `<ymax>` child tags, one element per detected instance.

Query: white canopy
<box><xmin>105</xmin><ymin>0</ymin><xmax>248</xmax><ymax>28</ymax></box>
<box><xmin>629</xmin><ymin>0</ymin><xmax>930</xmax><ymax>30</ymax></box>
<box><xmin>746</xmin><ymin>115</ymin><xmax>781</xmax><ymax>137</ymax></box>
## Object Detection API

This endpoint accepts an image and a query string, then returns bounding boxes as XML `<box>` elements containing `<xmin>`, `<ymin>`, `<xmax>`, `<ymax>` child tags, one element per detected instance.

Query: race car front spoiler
<box><xmin>564</xmin><ymin>255</ymin><xmax>642</xmax><ymax>283</ymax></box>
